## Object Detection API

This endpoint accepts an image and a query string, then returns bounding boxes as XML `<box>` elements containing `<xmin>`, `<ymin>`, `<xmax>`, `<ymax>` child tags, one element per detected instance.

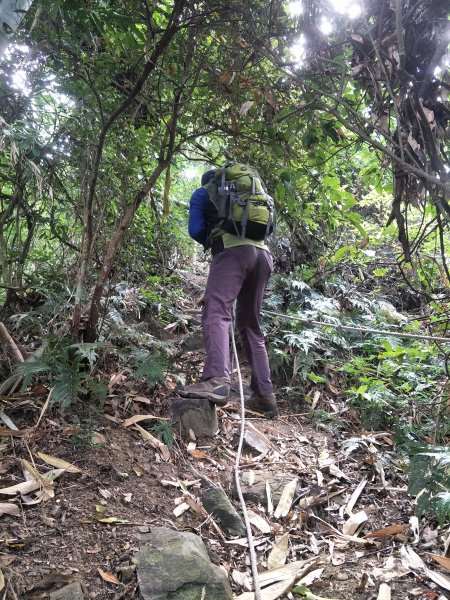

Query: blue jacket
<box><xmin>188</xmin><ymin>187</ymin><xmax>210</xmax><ymax>247</ymax></box>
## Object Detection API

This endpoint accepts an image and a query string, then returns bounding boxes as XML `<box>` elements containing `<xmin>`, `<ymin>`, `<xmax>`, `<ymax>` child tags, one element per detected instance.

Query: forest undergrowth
<box><xmin>1</xmin><ymin>257</ymin><xmax>450</xmax><ymax>598</ymax></box>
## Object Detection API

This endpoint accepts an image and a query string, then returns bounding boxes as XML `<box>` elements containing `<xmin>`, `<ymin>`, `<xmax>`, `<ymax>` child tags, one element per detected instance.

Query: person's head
<box><xmin>201</xmin><ymin>169</ymin><xmax>216</xmax><ymax>186</ymax></box>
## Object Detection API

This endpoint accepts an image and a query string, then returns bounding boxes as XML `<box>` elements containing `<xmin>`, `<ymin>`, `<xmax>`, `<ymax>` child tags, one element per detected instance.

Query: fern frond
<box><xmin>408</xmin><ymin>446</ymin><xmax>450</xmax><ymax>524</ymax></box>
<box><xmin>52</xmin><ymin>370</ymin><xmax>84</xmax><ymax>409</ymax></box>
<box><xmin>86</xmin><ymin>379</ymin><xmax>108</xmax><ymax>408</ymax></box>
<box><xmin>68</xmin><ymin>343</ymin><xmax>103</xmax><ymax>368</ymax></box>
<box><xmin>16</xmin><ymin>359</ymin><xmax>51</xmax><ymax>390</ymax></box>
<box><xmin>152</xmin><ymin>421</ymin><xmax>173</xmax><ymax>450</ymax></box>
<box><xmin>16</xmin><ymin>359</ymin><xmax>51</xmax><ymax>377</ymax></box>
<box><xmin>133</xmin><ymin>354</ymin><xmax>167</xmax><ymax>387</ymax></box>
<box><xmin>436</xmin><ymin>492</ymin><xmax>450</xmax><ymax>524</ymax></box>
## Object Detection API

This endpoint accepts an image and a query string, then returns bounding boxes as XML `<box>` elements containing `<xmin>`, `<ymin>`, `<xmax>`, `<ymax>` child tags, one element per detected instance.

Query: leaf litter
<box><xmin>1</xmin><ymin>348</ymin><xmax>450</xmax><ymax>598</ymax></box>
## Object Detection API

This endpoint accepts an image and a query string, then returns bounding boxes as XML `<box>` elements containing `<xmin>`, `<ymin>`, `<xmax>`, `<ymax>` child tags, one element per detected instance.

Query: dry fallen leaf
<box><xmin>308</xmin><ymin>534</ymin><xmax>320</xmax><ymax>555</ymax></box>
<box><xmin>0</xmin><ymin>502</ymin><xmax>20</xmax><ymax>517</ymax></box>
<box><xmin>232</xmin><ymin>569</ymin><xmax>253</xmax><ymax>591</ymax></box>
<box><xmin>173</xmin><ymin>501</ymin><xmax>190</xmax><ymax>517</ymax></box>
<box><xmin>345</xmin><ymin>479</ymin><xmax>367</xmax><ymax>515</ymax></box>
<box><xmin>297</xmin><ymin>568</ymin><xmax>325</xmax><ymax>586</ymax></box>
<box><xmin>371</xmin><ymin>555</ymin><xmax>411</xmax><ymax>582</ymax></box>
<box><xmin>274</xmin><ymin>478</ymin><xmax>298</xmax><ymax>519</ymax></box>
<box><xmin>0</xmin><ymin>555</ymin><xmax>16</xmax><ymax>567</ymax></box>
<box><xmin>258</xmin><ymin>558</ymin><xmax>316</xmax><ymax>587</ymax></box>
<box><xmin>239</xmin><ymin>100</ymin><xmax>255</xmax><ymax>117</ymax></box>
<box><xmin>401</xmin><ymin>546</ymin><xmax>450</xmax><ymax>591</ymax></box>
<box><xmin>266</xmin><ymin>480</ymin><xmax>274</xmax><ymax>515</ymax></box>
<box><xmin>0</xmin><ymin>567</ymin><xmax>4</xmax><ymax>591</ymax></box>
<box><xmin>235</xmin><ymin>575</ymin><xmax>296</xmax><ymax>600</ymax></box>
<box><xmin>427</xmin><ymin>553</ymin><xmax>450</xmax><ymax>574</ymax></box>
<box><xmin>342</xmin><ymin>510</ymin><xmax>368</xmax><ymax>536</ymax></box>
<box><xmin>132</xmin><ymin>395</ymin><xmax>152</xmax><ymax>404</ymax></box>
<box><xmin>188</xmin><ymin>449</ymin><xmax>209</xmax><ymax>460</ymax></box>
<box><xmin>91</xmin><ymin>431</ymin><xmax>107</xmax><ymax>445</ymax></box>
<box><xmin>36</xmin><ymin>452</ymin><xmax>82</xmax><ymax>474</ymax></box>
<box><xmin>134</xmin><ymin>424</ymin><xmax>170</xmax><ymax>461</ymax></box>
<box><xmin>366</xmin><ymin>524</ymin><xmax>409</xmax><ymax>539</ymax></box>
<box><xmin>108</xmin><ymin>371</ymin><xmax>126</xmax><ymax>391</ymax></box>
<box><xmin>247</xmin><ymin>510</ymin><xmax>272</xmax><ymax>534</ymax></box>
<box><xmin>97</xmin><ymin>567</ymin><xmax>120</xmax><ymax>585</ymax></box>
<box><xmin>41</xmin><ymin>514</ymin><xmax>55</xmax><ymax>527</ymax></box>
<box><xmin>21</xmin><ymin>459</ymin><xmax>54</xmax><ymax>489</ymax></box>
<box><xmin>377</xmin><ymin>583</ymin><xmax>391</xmax><ymax>600</ymax></box>
<box><xmin>0</xmin><ymin>468</ymin><xmax>64</xmax><ymax>496</ymax></box>
<box><xmin>133</xmin><ymin>466</ymin><xmax>144</xmax><ymax>477</ymax></box>
<box><xmin>123</xmin><ymin>414</ymin><xmax>169</xmax><ymax>427</ymax></box>
<box><xmin>268</xmin><ymin>533</ymin><xmax>290</xmax><ymax>571</ymax></box>
<box><xmin>96</xmin><ymin>516</ymin><xmax>129</xmax><ymax>524</ymax></box>
<box><xmin>329</xmin><ymin>463</ymin><xmax>350</xmax><ymax>480</ymax></box>
<box><xmin>0</xmin><ymin>411</ymin><xmax>18</xmax><ymax>431</ymax></box>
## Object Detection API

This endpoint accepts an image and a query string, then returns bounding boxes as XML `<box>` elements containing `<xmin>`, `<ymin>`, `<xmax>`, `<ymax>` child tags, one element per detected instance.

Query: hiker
<box><xmin>176</xmin><ymin>165</ymin><xmax>277</xmax><ymax>417</ymax></box>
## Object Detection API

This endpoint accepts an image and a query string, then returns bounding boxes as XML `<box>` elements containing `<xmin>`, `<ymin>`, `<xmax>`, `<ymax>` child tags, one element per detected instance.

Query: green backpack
<box><xmin>204</xmin><ymin>163</ymin><xmax>275</xmax><ymax>243</ymax></box>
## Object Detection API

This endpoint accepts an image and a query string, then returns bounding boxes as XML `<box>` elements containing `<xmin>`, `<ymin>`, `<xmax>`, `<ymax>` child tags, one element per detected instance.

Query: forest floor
<box><xmin>1</xmin><ymin>273</ymin><xmax>450</xmax><ymax>600</ymax></box>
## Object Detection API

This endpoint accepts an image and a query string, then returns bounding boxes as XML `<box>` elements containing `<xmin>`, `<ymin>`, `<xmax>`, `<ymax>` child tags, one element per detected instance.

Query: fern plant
<box><xmin>408</xmin><ymin>446</ymin><xmax>450</xmax><ymax>524</ymax></box>
<box><xmin>16</xmin><ymin>336</ymin><xmax>103</xmax><ymax>409</ymax></box>
<box><xmin>152</xmin><ymin>420</ymin><xmax>174</xmax><ymax>450</ymax></box>
<box><xmin>131</xmin><ymin>352</ymin><xmax>167</xmax><ymax>388</ymax></box>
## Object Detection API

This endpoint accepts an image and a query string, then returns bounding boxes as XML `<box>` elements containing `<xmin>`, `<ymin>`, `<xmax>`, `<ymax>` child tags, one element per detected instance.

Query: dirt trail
<box><xmin>0</xmin><ymin>275</ymin><xmax>448</xmax><ymax>599</ymax></box>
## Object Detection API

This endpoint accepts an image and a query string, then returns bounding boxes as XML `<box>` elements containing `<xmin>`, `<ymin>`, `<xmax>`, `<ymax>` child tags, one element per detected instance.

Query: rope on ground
<box><xmin>261</xmin><ymin>309</ymin><xmax>450</xmax><ymax>344</ymax></box>
<box><xmin>230</xmin><ymin>314</ymin><xmax>262</xmax><ymax>600</ymax></box>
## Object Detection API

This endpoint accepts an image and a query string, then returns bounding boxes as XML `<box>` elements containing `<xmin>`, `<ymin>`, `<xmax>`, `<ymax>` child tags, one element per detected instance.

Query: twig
<box><xmin>0</xmin><ymin>322</ymin><xmax>25</xmax><ymax>364</ymax></box>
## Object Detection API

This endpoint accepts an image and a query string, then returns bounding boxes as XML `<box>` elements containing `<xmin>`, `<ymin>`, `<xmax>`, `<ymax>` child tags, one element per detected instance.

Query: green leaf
<box><xmin>275</xmin><ymin>182</ymin><xmax>286</xmax><ymax>202</ymax></box>
<box><xmin>331</xmin><ymin>246</ymin><xmax>354</xmax><ymax>261</ymax></box>
<box><xmin>307</xmin><ymin>372</ymin><xmax>327</xmax><ymax>383</ymax></box>
<box><xmin>341</xmin><ymin>196</ymin><xmax>357</xmax><ymax>210</ymax></box>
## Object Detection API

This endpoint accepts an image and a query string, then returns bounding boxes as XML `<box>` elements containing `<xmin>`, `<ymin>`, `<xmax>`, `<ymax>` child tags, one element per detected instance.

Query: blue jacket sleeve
<box><xmin>188</xmin><ymin>187</ymin><xmax>209</xmax><ymax>246</ymax></box>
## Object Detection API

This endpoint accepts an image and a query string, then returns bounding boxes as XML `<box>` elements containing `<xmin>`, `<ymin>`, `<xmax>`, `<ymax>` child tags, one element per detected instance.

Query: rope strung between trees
<box><xmin>230</xmin><ymin>312</ymin><xmax>262</xmax><ymax>600</ymax></box>
<box><xmin>261</xmin><ymin>309</ymin><xmax>450</xmax><ymax>344</ymax></box>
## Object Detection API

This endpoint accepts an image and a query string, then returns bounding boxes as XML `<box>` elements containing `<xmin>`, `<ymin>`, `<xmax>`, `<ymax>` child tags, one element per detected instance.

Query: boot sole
<box><xmin>176</xmin><ymin>388</ymin><xmax>229</xmax><ymax>407</ymax></box>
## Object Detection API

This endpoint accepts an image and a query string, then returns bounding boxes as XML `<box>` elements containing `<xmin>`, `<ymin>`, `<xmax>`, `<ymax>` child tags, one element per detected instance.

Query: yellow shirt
<box><xmin>222</xmin><ymin>233</ymin><xmax>270</xmax><ymax>252</ymax></box>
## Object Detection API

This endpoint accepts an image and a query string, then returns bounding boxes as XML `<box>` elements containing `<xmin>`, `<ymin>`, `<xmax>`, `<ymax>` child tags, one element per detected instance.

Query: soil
<box><xmin>1</xmin><ymin>282</ymin><xmax>449</xmax><ymax>599</ymax></box>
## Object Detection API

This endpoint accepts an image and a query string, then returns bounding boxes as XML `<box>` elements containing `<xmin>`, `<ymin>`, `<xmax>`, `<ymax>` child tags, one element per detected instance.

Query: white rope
<box><xmin>230</xmin><ymin>316</ymin><xmax>262</xmax><ymax>600</ymax></box>
<box><xmin>261</xmin><ymin>309</ymin><xmax>450</xmax><ymax>344</ymax></box>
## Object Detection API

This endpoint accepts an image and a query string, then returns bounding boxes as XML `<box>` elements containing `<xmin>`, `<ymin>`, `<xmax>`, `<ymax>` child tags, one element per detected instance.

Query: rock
<box><xmin>182</xmin><ymin>333</ymin><xmax>204</xmax><ymax>351</ymax></box>
<box><xmin>135</xmin><ymin>527</ymin><xmax>232</xmax><ymax>600</ymax></box>
<box><xmin>171</xmin><ymin>397</ymin><xmax>218</xmax><ymax>438</ymax></box>
<box><xmin>201</xmin><ymin>487</ymin><xmax>246</xmax><ymax>537</ymax></box>
<box><xmin>49</xmin><ymin>582</ymin><xmax>84</xmax><ymax>600</ymax></box>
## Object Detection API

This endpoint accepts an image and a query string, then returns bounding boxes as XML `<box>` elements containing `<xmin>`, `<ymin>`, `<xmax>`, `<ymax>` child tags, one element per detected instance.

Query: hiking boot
<box><xmin>245</xmin><ymin>393</ymin><xmax>278</xmax><ymax>418</ymax></box>
<box><xmin>175</xmin><ymin>377</ymin><xmax>230</xmax><ymax>406</ymax></box>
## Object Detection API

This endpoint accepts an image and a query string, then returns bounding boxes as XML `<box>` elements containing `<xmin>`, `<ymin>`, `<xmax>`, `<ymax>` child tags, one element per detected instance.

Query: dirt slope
<box><xmin>0</xmin><ymin>272</ymin><xmax>449</xmax><ymax>599</ymax></box>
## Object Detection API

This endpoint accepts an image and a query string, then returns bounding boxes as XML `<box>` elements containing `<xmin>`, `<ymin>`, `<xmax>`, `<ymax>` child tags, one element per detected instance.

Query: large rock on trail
<box><xmin>135</xmin><ymin>526</ymin><xmax>232</xmax><ymax>600</ymax></box>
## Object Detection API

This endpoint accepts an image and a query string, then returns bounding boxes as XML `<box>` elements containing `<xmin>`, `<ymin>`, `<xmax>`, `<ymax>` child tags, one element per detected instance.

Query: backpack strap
<box><xmin>267</xmin><ymin>196</ymin><xmax>276</xmax><ymax>239</ymax></box>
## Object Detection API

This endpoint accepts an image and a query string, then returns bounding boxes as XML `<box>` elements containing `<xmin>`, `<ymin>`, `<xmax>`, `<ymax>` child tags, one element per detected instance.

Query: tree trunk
<box><xmin>70</xmin><ymin>0</ymin><xmax>186</xmax><ymax>340</ymax></box>
<box><xmin>83</xmin><ymin>150</ymin><xmax>177</xmax><ymax>342</ymax></box>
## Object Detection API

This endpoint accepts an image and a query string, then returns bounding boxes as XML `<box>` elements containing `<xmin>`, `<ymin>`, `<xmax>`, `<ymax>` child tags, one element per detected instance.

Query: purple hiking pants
<box><xmin>202</xmin><ymin>245</ymin><xmax>274</xmax><ymax>397</ymax></box>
